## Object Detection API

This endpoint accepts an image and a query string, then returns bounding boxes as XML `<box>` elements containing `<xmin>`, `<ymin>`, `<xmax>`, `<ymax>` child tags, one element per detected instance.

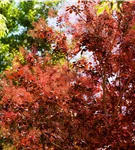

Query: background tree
<box><xmin>0</xmin><ymin>0</ymin><xmax>60</xmax><ymax>71</ymax></box>
<box><xmin>0</xmin><ymin>10</ymin><xmax>8</xmax><ymax>38</ymax></box>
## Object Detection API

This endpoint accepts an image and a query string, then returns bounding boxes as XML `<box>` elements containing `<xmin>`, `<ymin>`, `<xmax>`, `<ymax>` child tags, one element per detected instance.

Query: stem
<box><xmin>102</xmin><ymin>64</ymin><xmax>107</xmax><ymax>114</ymax></box>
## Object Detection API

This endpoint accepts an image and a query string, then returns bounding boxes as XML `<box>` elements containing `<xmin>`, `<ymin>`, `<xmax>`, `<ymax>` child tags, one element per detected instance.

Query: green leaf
<box><xmin>96</xmin><ymin>2</ymin><xmax>110</xmax><ymax>16</ymax></box>
<box><xmin>0</xmin><ymin>14</ymin><xmax>8</xmax><ymax>38</ymax></box>
<box><xmin>0</xmin><ymin>0</ymin><xmax>10</xmax><ymax>8</ymax></box>
<box><xmin>117</xmin><ymin>1</ymin><xmax>123</xmax><ymax>9</ymax></box>
<box><xmin>97</xmin><ymin>6</ymin><xmax>105</xmax><ymax>16</ymax></box>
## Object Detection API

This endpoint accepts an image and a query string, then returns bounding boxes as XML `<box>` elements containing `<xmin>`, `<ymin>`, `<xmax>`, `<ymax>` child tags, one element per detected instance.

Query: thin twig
<box><xmin>51</xmin><ymin>142</ymin><xmax>66</xmax><ymax>150</ymax></box>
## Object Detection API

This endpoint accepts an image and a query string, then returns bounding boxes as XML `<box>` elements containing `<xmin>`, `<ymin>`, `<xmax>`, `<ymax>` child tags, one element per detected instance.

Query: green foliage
<box><xmin>45</xmin><ymin>0</ymin><xmax>60</xmax><ymax>6</ymax></box>
<box><xmin>96</xmin><ymin>0</ymin><xmax>124</xmax><ymax>16</ymax></box>
<box><xmin>0</xmin><ymin>0</ymin><xmax>61</xmax><ymax>72</ymax></box>
<box><xmin>0</xmin><ymin>43</ymin><xmax>12</xmax><ymax>71</ymax></box>
<box><xmin>2</xmin><ymin>143</ymin><xmax>16</xmax><ymax>150</ymax></box>
<box><xmin>0</xmin><ymin>14</ymin><xmax>8</xmax><ymax>38</ymax></box>
<box><xmin>0</xmin><ymin>0</ymin><xmax>9</xmax><ymax>38</ymax></box>
<box><xmin>52</xmin><ymin>50</ymin><xmax>66</xmax><ymax>65</ymax></box>
<box><xmin>0</xmin><ymin>0</ymin><xmax>10</xmax><ymax>8</ymax></box>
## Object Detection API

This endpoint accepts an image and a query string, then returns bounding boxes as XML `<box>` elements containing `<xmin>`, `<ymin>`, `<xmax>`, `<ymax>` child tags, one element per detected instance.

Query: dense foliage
<box><xmin>0</xmin><ymin>1</ymin><xmax>135</xmax><ymax>150</ymax></box>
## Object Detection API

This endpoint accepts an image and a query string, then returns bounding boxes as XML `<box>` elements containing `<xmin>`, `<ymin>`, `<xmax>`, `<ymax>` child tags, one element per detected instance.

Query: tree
<box><xmin>0</xmin><ymin>50</ymin><xmax>74</xmax><ymax>150</ymax></box>
<box><xmin>0</xmin><ymin>19</ymin><xmax>73</xmax><ymax>149</ymax></box>
<box><xmin>59</xmin><ymin>1</ymin><xmax>135</xmax><ymax>149</ymax></box>
<box><xmin>0</xmin><ymin>1</ymin><xmax>135</xmax><ymax>150</ymax></box>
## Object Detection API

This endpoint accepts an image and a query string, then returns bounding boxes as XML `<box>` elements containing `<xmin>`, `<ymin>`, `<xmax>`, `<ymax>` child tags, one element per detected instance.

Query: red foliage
<box><xmin>0</xmin><ymin>53</ymin><xmax>75</xmax><ymax>149</ymax></box>
<box><xmin>0</xmin><ymin>1</ymin><xmax>135</xmax><ymax>150</ymax></box>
